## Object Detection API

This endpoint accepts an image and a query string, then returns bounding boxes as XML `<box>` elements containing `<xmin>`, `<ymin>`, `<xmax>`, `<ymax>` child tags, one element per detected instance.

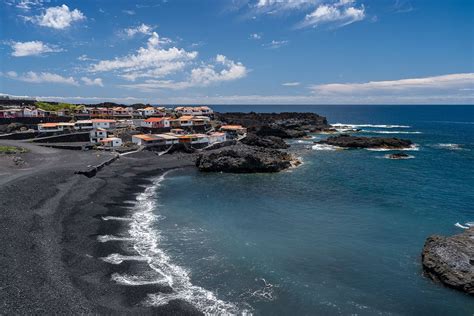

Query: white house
<box><xmin>91</xmin><ymin>119</ymin><xmax>116</xmax><ymax>129</ymax></box>
<box><xmin>75</xmin><ymin>120</ymin><xmax>94</xmax><ymax>130</ymax></box>
<box><xmin>141</xmin><ymin>117</ymin><xmax>172</xmax><ymax>129</ymax></box>
<box><xmin>208</xmin><ymin>132</ymin><xmax>226</xmax><ymax>144</ymax></box>
<box><xmin>37</xmin><ymin>122</ymin><xmax>75</xmax><ymax>133</ymax></box>
<box><xmin>90</xmin><ymin>128</ymin><xmax>108</xmax><ymax>143</ymax></box>
<box><xmin>99</xmin><ymin>137</ymin><xmax>123</xmax><ymax>148</ymax></box>
<box><xmin>137</xmin><ymin>107</ymin><xmax>156</xmax><ymax>117</ymax></box>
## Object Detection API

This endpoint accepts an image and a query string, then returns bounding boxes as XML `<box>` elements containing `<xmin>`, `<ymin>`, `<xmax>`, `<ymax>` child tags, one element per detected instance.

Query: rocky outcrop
<box><xmin>422</xmin><ymin>228</ymin><xmax>474</xmax><ymax>295</ymax></box>
<box><xmin>216</xmin><ymin>112</ymin><xmax>331</xmax><ymax>139</ymax></box>
<box><xmin>317</xmin><ymin>134</ymin><xmax>412</xmax><ymax>149</ymax></box>
<box><xmin>241</xmin><ymin>133</ymin><xmax>289</xmax><ymax>149</ymax></box>
<box><xmin>387</xmin><ymin>153</ymin><xmax>410</xmax><ymax>159</ymax></box>
<box><xmin>196</xmin><ymin>143</ymin><xmax>293</xmax><ymax>173</ymax></box>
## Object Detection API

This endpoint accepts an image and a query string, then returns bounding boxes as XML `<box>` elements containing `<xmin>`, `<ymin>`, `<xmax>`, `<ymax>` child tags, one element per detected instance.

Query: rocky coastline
<box><xmin>316</xmin><ymin>134</ymin><xmax>413</xmax><ymax>149</ymax></box>
<box><xmin>422</xmin><ymin>228</ymin><xmax>474</xmax><ymax>295</ymax></box>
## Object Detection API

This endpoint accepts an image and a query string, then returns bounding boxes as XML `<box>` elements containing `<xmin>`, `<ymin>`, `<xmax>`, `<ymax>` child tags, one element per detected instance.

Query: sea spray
<box><xmin>112</xmin><ymin>171</ymin><xmax>248</xmax><ymax>315</ymax></box>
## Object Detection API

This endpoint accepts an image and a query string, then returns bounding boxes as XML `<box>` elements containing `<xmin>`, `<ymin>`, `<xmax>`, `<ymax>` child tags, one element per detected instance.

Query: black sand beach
<box><xmin>0</xmin><ymin>140</ymin><xmax>201</xmax><ymax>314</ymax></box>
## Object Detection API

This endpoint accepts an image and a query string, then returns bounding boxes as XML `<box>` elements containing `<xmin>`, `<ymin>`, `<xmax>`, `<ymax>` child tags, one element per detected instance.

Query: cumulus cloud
<box><xmin>282</xmin><ymin>82</ymin><xmax>301</xmax><ymax>86</ymax></box>
<box><xmin>27</xmin><ymin>4</ymin><xmax>86</xmax><ymax>29</ymax></box>
<box><xmin>10</xmin><ymin>40</ymin><xmax>63</xmax><ymax>57</ymax></box>
<box><xmin>124</xmin><ymin>23</ymin><xmax>153</xmax><ymax>37</ymax></box>
<box><xmin>310</xmin><ymin>73</ymin><xmax>474</xmax><ymax>94</ymax></box>
<box><xmin>81</xmin><ymin>77</ymin><xmax>103</xmax><ymax>87</ymax></box>
<box><xmin>297</xmin><ymin>0</ymin><xmax>365</xmax><ymax>28</ymax></box>
<box><xmin>121</xmin><ymin>54</ymin><xmax>247</xmax><ymax>91</ymax></box>
<box><xmin>11</xmin><ymin>0</ymin><xmax>45</xmax><ymax>10</ymax></box>
<box><xmin>4</xmin><ymin>71</ymin><xmax>79</xmax><ymax>85</ymax></box>
<box><xmin>89</xmin><ymin>32</ymin><xmax>197</xmax><ymax>81</ymax></box>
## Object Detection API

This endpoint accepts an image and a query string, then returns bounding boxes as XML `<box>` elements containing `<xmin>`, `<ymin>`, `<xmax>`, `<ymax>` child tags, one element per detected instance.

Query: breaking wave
<box><xmin>366</xmin><ymin>144</ymin><xmax>420</xmax><ymax>152</ymax></box>
<box><xmin>312</xmin><ymin>144</ymin><xmax>344</xmax><ymax>151</ymax></box>
<box><xmin>104</xmin><ymin>171</ymin><xmax>246</xmax><ymax>315</ymax></box>
<box><xmin>332</xmin><ymin>123</ymin><xmax>411</xmax><ymax>128</ymax></box>
<box><xmin>361</xmin><ymin>130</ymin><xmax>422</xmax><ymax>134</ymax></box>
<box><xmin>382</xmin><ymin>154</ymin><xmax>415</xmax><ymax>160</ymax></box>
<box><xmin>436</xmin><ymin>143</ymin><xmax>465</xmax><ymax>151</ymax></box>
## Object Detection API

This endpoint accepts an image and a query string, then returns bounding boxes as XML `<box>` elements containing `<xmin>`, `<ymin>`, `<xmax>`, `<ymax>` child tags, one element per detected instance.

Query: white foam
<box><xmin>119</xmin><ymin>171</ymin><xmax>246</xmax><ymax>314</ymax></box>
<box><xmin>312</xmin><ymin>144</ymin><xmax>343</xmax><ymax>151</ymax></box>
<box><xmin>367</xmin><ymin>144</ymin><xmax>419</xmax><ymax>152</ymax></box>
<box><xmin>111</xmin><ymin>273</ymin><xmax>169</xmax><ymax>286</ymax></box>
<box><xmin>332</xmin><ymin>123</ymin><xmax>411</xmax><ymax>128</ymax></box>
<box><xmin>101</xmin><ymin>216</ymin><xmax>132</xmax><ymax>221</ymax></box>
<box><xmin>362</xmin><ymin>130</ymin><xmax>421</xmax><ymax>134</ymax></box>
<box><xmin>97</xmin><ymin>235</ymin><xmax>134</xmax><ymax>243</ymax></box>
<box><xmin>101</xmin><ymin>253</ymin><xmax>149</xmax><ymax>264</ymax></box>
<box><xmin>455</xmin><ymin>222</ymin><xmax>469</xmax><ymax>229</ymax></box>
<box><xmin>436</xmin><ymin>143</ymin><xmax>464</xmax><ymax>151</ymax></box>
<box><xmin>240</xmin><ymin>278</ymin><xmax>278</xmax><ymax>302</ymax></box>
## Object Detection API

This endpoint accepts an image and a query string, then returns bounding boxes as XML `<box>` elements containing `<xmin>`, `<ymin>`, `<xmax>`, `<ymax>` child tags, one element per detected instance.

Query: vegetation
<box><xmin>0</xmin><ymin>145</ymin><xmax>28</xmax><ymax>154</ymax></box>
<box><xmin>35</xmin><ymin>101</ymin><xmax>85</xmax><ymax>112</ymax></box>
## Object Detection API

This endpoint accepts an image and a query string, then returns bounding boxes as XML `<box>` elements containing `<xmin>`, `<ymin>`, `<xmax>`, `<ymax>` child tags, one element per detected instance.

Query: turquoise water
<box><xmin>153</xmin><ymin>105</ymin><xmax>474</xmax><ymax>315</ymax></box>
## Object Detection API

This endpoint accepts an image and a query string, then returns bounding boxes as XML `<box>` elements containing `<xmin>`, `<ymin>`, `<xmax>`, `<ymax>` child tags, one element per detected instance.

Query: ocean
<box><xmin>127</xmin><ymin>105</ymin><xmax>474</xmax><ymax>315</ymax></box>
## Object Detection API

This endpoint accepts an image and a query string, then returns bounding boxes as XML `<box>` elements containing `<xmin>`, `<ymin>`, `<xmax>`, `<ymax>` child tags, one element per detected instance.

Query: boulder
<box><xmin>422</xmin><ymin>227</ymin><xmax>474</xmax><ymax>295</ymax></box>
<box><xmin>317</xmin><ymin>134</ymin><xmax>412</xmax><ymax>149</ymax></box>
<box><xmin>241</xmin><ymin>133</ymin><xmax>289</xmax><ymax>149</ymax></box>
<box><xmin>196</xmin><ymin>143</ymin><xmax>293</xmax><ymax>173</ymax></box>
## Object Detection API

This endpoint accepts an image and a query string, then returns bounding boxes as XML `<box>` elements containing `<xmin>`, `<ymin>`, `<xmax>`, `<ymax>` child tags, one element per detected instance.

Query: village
<box><xmin>0</xmin><ymin>101</ymin><xmax>248</xmax><ymax>152</ymax></box>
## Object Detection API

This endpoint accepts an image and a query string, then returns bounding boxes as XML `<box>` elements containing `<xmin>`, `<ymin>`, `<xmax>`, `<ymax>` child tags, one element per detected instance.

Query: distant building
<box><xmin>220</xmin><ymin>125</ymin><xmax>247</xmax><ymax>139</ymax></box>
<box><xmin>90</xmin><ymin>128</ymin><xmax>108</xmax><ymax>143</ymax></box>
<box><xmin>208</xmin><ymin>132</ymin><xmax>226</xmax><ymax>144</ymax></box>
<box><xmin>37</xmin><ymin>122</ymin><xmax>75</xmax><ymax>133</ymax></box>
<box><xmin>99</xmin><ymin>137</ymin><xmax>123</xmax><ymax>148</ymax></box>
<box><xmin>174</xmin><ymin>106</ymin><xmax>213</xmax><ymax>117</ymax></box>
<box><xmin>91</xmin><ymin>119</ymin><xmax>116</xmax><ymax>129</ymax></box>
<box><xmin>141</xmin><ymin>117</ymin><xmax>172</xmax><ymax>129</ymax></box>
<box><xmin>75</xmin><ymin>120</ymin><xmax>94</xmax><ymax>130</ymax></box>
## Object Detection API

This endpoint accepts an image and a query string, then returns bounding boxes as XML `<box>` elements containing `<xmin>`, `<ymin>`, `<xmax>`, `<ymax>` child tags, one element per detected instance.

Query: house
<box><xmin>99</xmin><ymin>137</ymin><xmax>123</xmax><ymax>148</ymax></box>
<box><xmin>178</xmin><ymin>133</ymin><xmax>209</xmax><ymax>145</ymax></box>
<box><xmin>171</xmin><ymin>115</ymin><xmax>194</xmax><ymax>128</ymax></box>
<box><xmin>89</xmin><ymin>107</ymin><xmax>110</xmax><ymax>118</ymax></box>
<box><xmin>174</xmin><ymin>106</ymin><xmax>213</xmax><ymax>116</ymax></box>
<box><xmin>22</xmin><ymin>107</ymin><xmax>39</xmax><ymax>117</ymax></box>
<box><xmin>170</xmin><ymin>128</ymin><xmax>185</xmax><ymax>135</ymax></box>
<box><xmin>141</xmin><ymin>117</ymin><xmax>172</xmax><ymax>129</ymax></box>
<box><xmin>0</xmin><ymin>108</ymin><xmax>23</xmax><ymax>118</ymax></box>
<box><xmin>112</xmin><ymin>107</ymin><xmax>133</xmax><ymax>118</ymax></box>
<box><xmin>74</xmin><ymin>120</ymin><xmax>94</xmax><ymax>130</ymax></box>
<box><xmin>137</xmin><ymin>107</ymin><xmax>156</xmax><ymax>117</ymax></box>
<box><xmin>37</xmin><ymin>122</ymin><xmax>75</xmax><ymax>133</ymax></box>
<box><xmin>92</xmin><ymin>119</ymin><xmax>116</xmax><ymax>129</ymax></box>
<box><xmin>90</xmin><ymin>128</ymin><xmax>108</xmax><ymax>143</ymax></box>
<box><xmin>208</xmin><ymin>132</ymin><xmax>226</xmax><ymax>144</ymax></box>
<box><xmin>220</xmin><ymin>125</ymin><xmax>247</xmax><ymax>139</ymax></box>
<box><xmin>191</xmin><ymin>116</ymin><xmax>211</xmax><ymax>126</ymax></box>
<box><xmin>131</xmin><ymin>133</ymin><xmax>179</xmax><ymax>147</ymax></box>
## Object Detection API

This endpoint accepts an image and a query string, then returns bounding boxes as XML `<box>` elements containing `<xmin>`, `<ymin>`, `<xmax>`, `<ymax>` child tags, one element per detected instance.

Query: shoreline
<box><xmin>0</xmin><ymin>140</ymin><xmax>203</xmax><ymax>314</ymax></box>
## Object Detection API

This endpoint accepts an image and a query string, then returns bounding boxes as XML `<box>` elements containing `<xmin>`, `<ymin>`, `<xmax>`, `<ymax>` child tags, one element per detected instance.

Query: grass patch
<box><xmin>0</xmin><ymin>145</ymin><xmax>28</xmax><ymax>154</ymax></box>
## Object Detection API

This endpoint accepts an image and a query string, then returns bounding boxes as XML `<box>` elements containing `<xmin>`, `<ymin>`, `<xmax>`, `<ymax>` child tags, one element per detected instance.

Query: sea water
<box><xmin>140</xmin><ymin>105</ymin><xmax>474</xmax><ymax>315</ymax></box>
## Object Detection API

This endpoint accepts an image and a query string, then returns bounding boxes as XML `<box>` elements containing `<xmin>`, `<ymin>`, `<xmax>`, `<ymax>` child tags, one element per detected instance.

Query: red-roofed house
<box><xmin>141</xmin><ymin>117</ymin><xmax>172</xmax><ymax>129</ymax></box>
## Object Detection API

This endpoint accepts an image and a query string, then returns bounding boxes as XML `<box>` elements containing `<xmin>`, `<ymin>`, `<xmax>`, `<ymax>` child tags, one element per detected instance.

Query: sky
<box><xmin>0</xmin><ymin>0</ymin><xmax>473</xmax><ymax>105</ymax></box>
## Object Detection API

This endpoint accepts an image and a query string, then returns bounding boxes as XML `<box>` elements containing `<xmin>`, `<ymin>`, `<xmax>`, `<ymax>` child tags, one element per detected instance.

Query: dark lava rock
<box><xmin>318</xmin><ymin>134</ymin><xmax>412</xmax><ymax>149</ymax></box>
<box><xmin>216</xmin><ymin>112</ymin><xmax>330</xmax><ymax>138</ymax></box>
<box><xmin>422</xmin><ymin>227</ymin><xmax>474</xmax><ymax>295</ymax></box>
<box><xmin>241</xmin><ymin>133</ymin><xmax>289</xmax><ymax>149</ymax></box>
<box><xmin>256</xmin><ymin>124</ymin><xmax>307</xmax><ymax>139</ymax></box>
<box><xmin>196</xmin><ymin>143</ymin><xmax>293</xmax><ymax>173</ymax></box>
<box><xmin>387</xmin><ymin>153</ymin><xmax>410</xmax><ymax>159</ymax></box>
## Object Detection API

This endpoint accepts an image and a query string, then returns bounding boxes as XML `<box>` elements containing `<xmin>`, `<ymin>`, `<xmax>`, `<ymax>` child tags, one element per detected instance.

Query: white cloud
<box><xmin>121</xmin><ymin>54</ymin><xmax>247</xmax><ymax>91</ymax></box>
<box><xmin>282</xmin><ymin>82</ymin><xmax>301</xmax><ymax>86</ymax></box>
<box><xmin>10</xmin><ymin>40</ymin><xmax>63</xmax><ymax>57</ymax></box>
<box><xmin>12</xmin><ymin>0</ymin><xmax>45</xmax><ymax>10</ymax></box>
<box><xmin>310</xmin><ymin>73</ymin><xmax>474</xmax><ymax>94</ymax></box>
<box><xmin>263</xmin><ymin>39</ymin><xmax>289</xmax><ymax>49</ymax></box>
<box><xmin>77</xmin><ymin>54</ymin><xmax>96</xmax><ymax>61</ymax></box>
<box><xmin>254</xmin><ymin>0</ymin><xmax>320</xmax><ymax>12</ymax></box>
<box><xmin>4</xmin><ymin>71</ymin><xmax>79</xmax><ymax>85</ymax></box>
<box><xmin>81</xmin><ymin>77</ymin><xmax>104</xmax><ymax>87</ymax></box>
<box><xmin>250</xmin><ymin>33</ymin><xmax>262</xmax><ymax>40</ymax></box>
<box><xmin>29</xmin><ymin>4</ymin><xmax>86</xmax><ymax>29</ymax></box>
<box><xmin>122</xmin><ymin>9</ymin><xmax>136</xmax><ymax>15</ymax></box>
<box><xmin>124</xmin><ymin>23</ymin><xmax>153</xmax><ymax>37</ymax></box>
<box><xmin>89</xmin><ymin>32</ymin><xmax>198</xmax><ymax>81</ymax></box>
<box><xmin>298</xmin><ymin>0</ymin><xmax>365</xmax><ymax>28</ymax></box>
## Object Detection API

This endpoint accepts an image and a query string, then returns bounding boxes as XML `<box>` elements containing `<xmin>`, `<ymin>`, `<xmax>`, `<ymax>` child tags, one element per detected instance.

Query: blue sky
<box><xmin>0</xmin><ymin>0</ymin><xmax>473</xmax><ymax>104</ymax></box>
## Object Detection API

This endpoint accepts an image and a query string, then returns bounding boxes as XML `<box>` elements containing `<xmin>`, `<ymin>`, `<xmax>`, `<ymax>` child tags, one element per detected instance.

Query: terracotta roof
<box><xmin>220</xmin><ymin>125</ymin><xmax>245</xmax><ymax>130</ymax></box>
<box><xmin>144</xmin><ymin>117</ymin><xmax>170</xmax><ymax>122</ymax></box>
<box><xmin>39</xmin><ymin>123</ymin><xmax>59</xmax><ymax>127</ymax></box>
<box><xmin>92</xmin><ymin>119</ymin><xmax>116</xmax><ymax>123</ymax></box>
<box><xmin>133</xmin><ymin>134</ymin><xmax>158</xmax><ymax>141</ymax></box>
<box><xmin>178</xmin><ymin>115</ymin><xmax>194</xmax><ymax>120</ymax></box>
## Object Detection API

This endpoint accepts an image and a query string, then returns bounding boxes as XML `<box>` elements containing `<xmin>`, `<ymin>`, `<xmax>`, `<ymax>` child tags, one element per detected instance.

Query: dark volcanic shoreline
<box><xmin>0</xmin><ymin>140</ymin><xmax>202</xmax><ymax>314</ymax></box>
